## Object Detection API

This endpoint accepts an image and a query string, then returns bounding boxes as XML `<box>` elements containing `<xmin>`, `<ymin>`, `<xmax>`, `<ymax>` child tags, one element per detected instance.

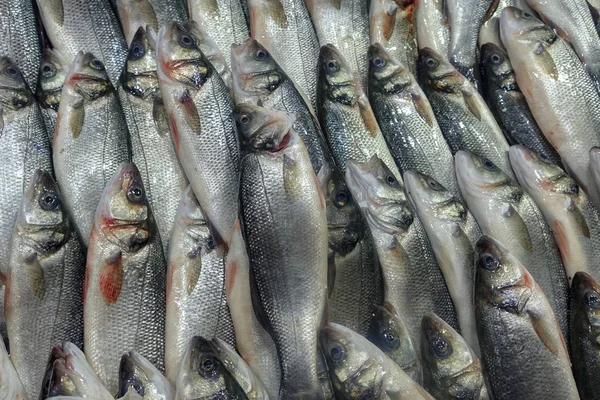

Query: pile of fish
<box><xmin>2</xmin><ymin>0</ymin><xmax>600</xmax><ymax>398</ymax></box>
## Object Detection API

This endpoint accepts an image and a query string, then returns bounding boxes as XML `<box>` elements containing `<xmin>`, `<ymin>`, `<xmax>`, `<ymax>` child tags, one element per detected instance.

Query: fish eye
<box><xmin>585</xmin><ymin>291</ymin><xmax>600</xmax><ymax>308</ymax></box>
<box><xmin>121</xmin><ymin>378</ymin><xmax>145</xmax><ymax>397</ymax></box>
<box><xmin>489</xmin><ymin>53</ymin><xmax>503</xmax><ymax>65</ymax></box>
<box><xmin>199</xmin><ymin>355</ymin><xmax>220</xmax><ymax>377</ymax></box>
<box><xmin>4</xmin><ymin>65</ymin><xmax>19</xmax><ymax>78</ymax></box>
<box><xmin>90</xmin><ymin>59</ymin><xmax>105</xmax><ymax>70</ymax></box>
<box><xmin>129</xmin><ymin>42</ymin><xmax>145</xmax><ymax>60</ymax></box>
<box><xmin>430</xmin><ymin>337</ymin><xmax>452</xmax><ymax>358</ymax></box>
<box><xmin>427</xmin><ymin>178</ymin><xmax>443</xmax><ymax>191</ymax></box>
<box><xmin>325</xmin><ymin>60</ymin><xmax>339</xmax><ymax>72</ymax></box>
<box><xmin>179</xmin><ymin>34</ymin><xmax>195</xmax><ymax>49</ymax></box>
<box><xmin>334</xmin><ymin>189</ymin><xmax>350</xmax><ymax>207</ymax></box>
<box><xmin>373</xmin><ymin>56</ymin><xmax>386</xmax><ymax>68</ymax></box>
<box><xmin>479</xmin><ymin>253</ymin><xmax>500</xmax><ymax>271</ymax></box>
<box><xmin>482</xmin><ymin>158</ymin><xmax>498</xmax><ymax>171</ymax></box>
<box><xmin>39</xmin><ymin>192</ymin><xmax>60</xmax><ymax>211</ymax></box>
<box><xmin>522</xmin><ymin>11</ymin><xmax>533</xmax><ymax>19</ymax></box>
<box><xmin>255</xmin><ymin>49</ymin><xmax>270</xmax><ymax>60</ymax></box>
<box><xmin>425</xmin><ymin>57</ymin><xmax>438</xmax><ymax>68</ymax></box>
<box><xmin>539</xmin><ymin>152</ymin><xmax>551</xmax><ymax>163</ymax></box>
<box><xmin>382</xmin><ymin>329</ymin><xmax>400</xmax><ymax>349</ymax></box>
<box><xmin>238</xmin><ymin>113</ymin><xmax>252</xmax><ymax>125</ymax></box>
<box><xmin>385</xmin><ymin>172</ymin><xmax>399</xmax><ymax>187</ymax></box>
<box><xmin>569</xmin><ymin>184</ymin><xmax>579</xmax><ymax>195</ymax></box>
<box><xmin>41</xmin><ymin>63</ymin><xmax>56</xmax><ymax>78</ymax></box>
<box><xmin>329</xmin><ymin>344</ymin><xmax>345</xmax><ymax>362</ymax></box>
<box><xmin>127</xmin><ymin>186</ymin><xmax>145</xmax><ymax>203</ymax></box>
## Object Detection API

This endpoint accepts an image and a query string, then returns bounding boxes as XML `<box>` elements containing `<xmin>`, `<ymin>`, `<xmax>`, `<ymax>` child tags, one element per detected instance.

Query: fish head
<box><xmin>36</xmin><ymin>48</ymin><xmax>68</xmax><ymax>111</ymax></box>
<box><xmin>184</xmin><ymin>21</ymin><xmax>231</xmax><ymax>86</ymax></box>
<box><xmin>40</xmin><ymin>344</ymin><xmax>69</xmax><ymax>398</ymax></box>
<box><xmin>235</xmin><ymin>103</ymin><xmax>295</xmax><ymax>153</ymax></box>
<box><xmin>318</xmin><ymin>44</ymin><xmax>359</xmax><ymax>107</ymax></box>
<box><xmin>231</xmin><ymin>38</ymin><xmax>283</xmax><ymax>104</ymax></box>
<box><xmin>404</xmin><ymin>170</ymin><xmax>466</xmax><ymax>224</ymax></box>
<box><xmin>572</xmin><ymin>272</ymin><xmax>600</xmax><ymax>337</ymax></box>
<box><xmin>156</xmin><ymin>23</ymin><xmax>210</xmax><ymax>89</ymax></box>
<box><xmin>368</xmin><ymin>43</ymin><xmax>412</xmax><ymax>96</ymax></box>
<box><xmin>317</xmin><ymin>164</ymin><xmax>364</xmax><ymax>256</ymax></box>
<box><xmin>19</xmin><ymin>170</ymin><xmax>66</xmax><ymax>232</ymax></box>
<box><xmin>418</xmin><ymin>48</ymin><xmax>462</xmax><ymax>94</ymax></box>
<box><xmin>421</xmin><ymin>313</ymin><xmax>483</xmax><ymax>397</ymax></box>
<box><xmin>0</xmin><ymin>57</ymin><xmax>31</xmax><ymax>110</ymax></box>
<box><xmin>345</xmin><ymin>156</ymin><xmax>413</xmax><ymax>235</ymax></box>
<box><xmin>500</xmin><ymin>7</ymin><xmax>556</xmax><ymax>49</ymax></box>
<box><xmin>119</xmin><ymin>351</ymin><xmax>174</xmax><ymax>399</ymax></box>
<box><xmin>480</xmin><ymin>43</ymin><xmax>516</xmax><ymax>90</ymax></box>
<box><xmin>121</xmin><ymin>27</ymin><xmax>160</xmax><ymax>100</ymax></box>
<box><xmin>65</xmin><ymin>52</ymin><xmax>111</xmax><ymax>101</ymax></box>
<box><xmin>44</xmin><ymin>359</ymin><xmax>78</xmax><ymax>397</ymax></box>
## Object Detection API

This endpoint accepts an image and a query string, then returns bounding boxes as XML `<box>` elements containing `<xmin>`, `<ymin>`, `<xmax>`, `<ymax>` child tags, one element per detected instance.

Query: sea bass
<box><xmin>118</xmin><ymin>351</ymin><xmax>175</xmax><ymax>400</ymax></box>
<box><xmin>0</xmin><ymin>339</ymin><xmax>26</xmax><ymax>400</ymax></box>
<box><xmin>36</xmin><ymin>48</ymin><xmax>69</xmax><ymax>140</ymax></box>
<box><xmin>84</xmin><ymin>163</ymin><xmax>166</xmax><ymax>394</ymax></box>
<box><xmin>157</xmin><ymin>22</ymin><xmax>240</xmax><ymax>246</ymax></box>
<box><xmin>148</xmin><ymin>0</ymin><xmax>188</xmax><ymax>25</ymax></box>
<box><xmin>414</xmin><ymin>0</ymin><xmax>449</xmax><ymax>56</ymax></box>
<box><xmin>116</xmin><ymin>0</ymin><xmax>159</xmax><ymax>45</ymax></box>
<box><xmin>165</xmin><ymin>185</ymin><xmax>235</xmax><ymax>382</ymax></box>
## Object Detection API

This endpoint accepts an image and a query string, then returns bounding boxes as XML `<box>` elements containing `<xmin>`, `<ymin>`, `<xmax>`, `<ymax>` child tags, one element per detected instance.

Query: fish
<box><xmin>446</xmin><ymin>0</ymin><xmax>494</xmax><ymax>84</ymax></box>
<box><xmin>148</xmin><ymin>0</ymin><xmax>188</xmax><ymax>26</ymax></box>
<box><xmin>210</xmin><ymin>338</ymin><xmax>270</xmax><ymax>399</ymax></box>
<box><xmin>5</xmin><ymin>170</ymin><xmax>86</xmax><ymax>400</ymax></box>
<box><xmin>36</xmin><ymin>48</ymin><xmax>70</xmax><ymax>140</ymax></box>
<box><xmin>186</xmin><ymin>0</ymin><xmax>249</xmax><ymax>68</ymax></box>
<box><xmin>368</xmin><ymin>43</ymin><xmax>459</xmax><ymax>198</ymax></box>
<box><xmin>501</xmin><ymin>7</ymin><xmax>600</xmax><ymax>208</ymax></box>
<box><xmin>39</xmin><ymin>342</ymin><xmax>113</xmax><ymax>399</ymax></box>
<box><xmin>318</xmin><ymin>44</ymin><xmax>401</xmax><ymax>178</ymax></box>
<box><xmin>414</xmin><ymin>0</ymin><xmax>449</xmax><ymax>56</ymax></box>
<box><xmin>35</xmin><ymin>0</ymin><xmax>128</xmax><ymax>87</ymax></box>
<box><xmin>157</xmin><ymin>22</ymin><xmax>240</xmax><ymax>247</ymax></box>
<box><xmin>367</xmin><ymin>303</ymin><xmax>423</xmax><ymax>384</ymax></box>
<box><xmin>0</xmin><ymin>0</ymin><xmax>41</xmax><ymax>89</ymax></box>
<box><xmin>418</xmin><ymin>47</ymin><xmax>514</xmax><ymax>179</ymax></box>
<box><xmin>225</xmin><ymin>220</ymin><xmax>281</xmax><ymax>399</ymax></box>
<box><xmin>455</xmin><ymin>150</ymin><xmax>570</xmax><ymax>341</ymax></box>
<box><xmin>165</xmin><ymin>185</ymin><xmax>235</xmax><ymax>383</ymax></box>
<box><xmin>306</xmin><ymin>0</ymin><xmax>370</xmax><ymax>91</ymax></box>
<box><xmin>321</xmin><ymin>323</ymin><xmax>434</xmax><ymax>399</ymax></box>
<box><xmin>404</xmin><ymin>170</ymin><xmax>481</xmax><ymax>355</ymax></box>
<box><xmin>84</xmin><ymin>162</ymin><xmax>166</xmax><ymax>394</ymax></box>
<box><xmin>231</xmin><ymin>38</ymin><xmax>332</xmax><ymax>173</ymax></box>
<box><xmin>247</xmin><ymin>0</ymin><xmax>320</xmax><ymax>109</ymax></box>
<box><xmin>570</xmin><ymin>271</ymin><xmax>600</xmax><ymax>400</ymax></box>
<box><xmin>345</xmin><ymin>156</ymin><xmax>458</xmax><ymax>357</ymax></box>
<box><xmin>369</xmin><ymin>0</ymin><xmax>418</xmax><ymax>78</ymax></box>
<box><xmin>118</xmin><ymin>26</ymin><xmax>189</xmax><ymax>255</ymax></box>
<box><xmin>116</xmin><ymin>0</ymin><xmax>159</xmax><ymax>45</ymax></box>
<box><xmin>317</xmin><ymin>162</ymin><xmax>383</xmax><ymax>337</ymax></box>
<box><xmin>240</xmin><ymin>123</ymin><xmax>328</xmax><ymax>399</ymax></box>
<box><xmin>479</xmin><ymin>42</ymin><xmax>562</xmax><ymax>167</ymax></box>
<box><xmin>119</xmin><ymin>351</ymin><xmax>175</xmax><ymax>400</ymax></box>
<box><xmin>474</xmin><ymin>235</ymin><xmax>578</xmax><ymax>400</ymax></box>
<box><xmin>175</xmin><ymin>336</ymin><xmax>248</xmax><ymax>400</ymax></box>
<box><xmin>478</xmin><ymin>0</ymin><xmax>513</xmax><ymax>49</ymax></box>
<box><xmin>509</xmin><ymin>145</ymin><xmax>600</xmax><ymax>284</ymax></box>
<box><xmin>421</xmin><ymin>313</ymin><xmax>489</xmax><ymax>400</ymax></box>
<box><xmin>53</xmin><ymin>52</ymin><xmax>131</xmax><ymax>246</ymax></box>
<box><xmin>0</xmin><ymin>339</ymin><xmax>26</xmax><ymax>400</ymax></box>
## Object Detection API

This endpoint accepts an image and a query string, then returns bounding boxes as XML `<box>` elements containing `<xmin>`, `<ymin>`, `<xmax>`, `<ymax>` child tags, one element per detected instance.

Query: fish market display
<box><xmin>0</xmin><ymin>339</ymin><xmax>26</xmax><ymax>400</ymax></box>
<box><xmin>118</xmin><ymin>351</ymin><xmax>175</xmax><ymax>399</ymax></box>
<box><xmin>116</xmin><ymin>0</ymin><xmax>159</xmax><ymax>45</ymax></box>
<box><xmin>84</xmin><ymin>163</ymin><xmax>166</xmax><ymax>394</ymax></box>
<box><xmin>36</xmin><ymin>48</ymin><xmax>69</xmax><ymax>139</ymax></box>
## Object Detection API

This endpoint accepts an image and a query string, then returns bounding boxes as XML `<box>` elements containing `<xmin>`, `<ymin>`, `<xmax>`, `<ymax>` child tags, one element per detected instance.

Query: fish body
<box><xmin>157</xmin><ymin>23</ymin><xmax>240</xmax><ymax>246</ymax></box>
<box><xmin>501</xmin><ymin>7</ymin><xmax>600</xmax><ymax>206</ymax></box>
<box><xmin>6</xmin><ymin>170</ymin><xmax>86</xmax><ymax>400</ymax></box>
<box><xmin>36</xmin><ymin>48</ymin><xmax>69</xmax><ymax>140</ymax></box>
<box><xmin>369</xmin><ymin>44</ymin><xmax>459</xmax><ymax>198</ymax></box>
<box><xmin>119</xmin><ymin>351</ymin><xmax>175</xmax><ymax>400</ymax></box>
<box><xmin>421</xmin><ymin>313</ymin><xmax>489</xmax><ymax>400</ymax></box>
<box><xmin>116</xmin><ymin>0</ymin><xmax>159</xmax><ymax>45</ymax></box>
<box><xmin>240</xmin><ymin>128</ymin><xmax>328</xmax><ymax>399</ymax></box>
<box><xmin>165</xmin><ymin>185</ymin><xmax>235</xmax><ymax>383</ymax></box>
<box><xmin>148</xmin><ymin>0</ymin><xmax>188</xmax><ymax>25</ymax></box>
<box><xmin>474</xmin><ymin>236</ymin><xmax>578</xmax><ymax>400</ymax></box>
<box><xmin>84</xmin><ymin>163</ymin><xmax>166</xmax><ymax>394</ymax></box>
<box><xmin>35</xmin><ymin>0</ymin><xmax>128</xmax><ymax>87</ymax></box>
<box><xmin>119</xmin><ymin>27</ymin><xmax>189</xmax><ymax>255</ymax></box>
<box><xmin>369</xmin><ymin>0</ymin><xmax>418</xmax><ymax>78</ymax></box>
<box><xmin>0</xmin><ymin>339</ymin><xmax>26</xmax><ymax>400</ymax></box>
<box><xmin>509</xmin><ymin>145</ymin><xmax>600</xmax><ymax>283</ymax></box>
<box><xmin>404</xmin><ymin>170</ymin><xmax>481</xmax><ymax>355</ymax></box>
<box><xmin>247</xmin><ymin>0</ymin><xmax>320</xmax><ymax>109</ymax></box>
<box><xmin>414</xmin><ymin>0</ymin><xmax>449</xmax><ymax>56</ymax></box>
<box><xmin>418</xmin><ymin>47</ymin><xmax>513</xmax><ymax>179</ymax></box>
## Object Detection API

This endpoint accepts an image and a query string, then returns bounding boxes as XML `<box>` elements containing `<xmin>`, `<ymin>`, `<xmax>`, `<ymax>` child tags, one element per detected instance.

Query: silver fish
<box><xmin>119</xmin><ymin>26</ymin><xmax>189</xmax><ymax>255</ymax></box>
<box><xmin>165</xmin><ymin>185</ymin><xmax>235</xmax><ymax>383</ymax></box>
<box><xmin>84</xmin><ymin>163</ymin><xmax>166</xmax><ymax>394</ymax></box>
<box><xmin>36</xmin><ymin>48</ymin><xmax>69</xmax><ymax>140</ymax></box>
<box><xmin>157</xmin><ymin>22</ymin><xmax>240</xmax><ymax>246</ymax></box>
<box><xmin>415</xmin><ymin>0</ymin><xmax>449</xmax><ymax>56</ymax></box>
<box><xmin>0</xmin><ymin>339</ymin><xmax>26</xmax><ymax>400</ymax></box>
<box><xmin>119</xmin><ymin>351</ymin><xmax>175</xmax><ymax>400</ymax></box>
<box><xmin>148</xmin><ymin>0</ymin><xmax>188</xmax><ymax>26</ymax></box>
<box><xmin>116</xmin><ymin>0</ymin><xmax>159</xmax><ymax>45</ymax></box>
<box><xmin>53</xmin><ymin>52</ymin><xmax>131</xmax><ymax>246</ymax></box>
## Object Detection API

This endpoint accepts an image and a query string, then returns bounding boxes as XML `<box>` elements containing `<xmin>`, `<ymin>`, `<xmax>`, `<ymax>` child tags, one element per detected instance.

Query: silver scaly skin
<box><xmin>501</xmin><ymin>7</ymin><xmax>600</xmax><ymax>209</ymax></box>
<box><xmin>118</xmin><ymin>27</ymin><xmax>189</xmax><ymax>255</ymax></box>
<box><xmin>157</xmin><ymin>22</ymin><xmax>240</xmax><ymax>247</ymax></box>
<box><xmin>84</xmin><ymin>163</ymin><xmax>166</xmax><ymax>394</ymax></box>
<box><xmin>148</xmin><ymin>0</ymin><xmax>188</xmax><ymax>26</ymax></box>
<box><xmin>369</xmin><ymin>44</ymin><xmax>460</xmax><ymax>199</ymax></box>
<box><xmin>35</xmin><ymin>0</ymin><xmax>128</xmax><ymax>88</ymax></box>
<box><xmin>53</xmin><ymin>52</ymin><xmax>131</xmax><ymax>246</ymax></box>
<box><xmin>321</xmin><ymin>323</ymin><xmax>434</xmax><ymax>399</ymax></box>
<box><xmin>414</xmin><ymin>0</ymin><xmax>449</xmax><ymax>57</ymax></box>
<box><xmin>6</xmin><ymin>170</ymin><xmax>86</xmax><ymax>400</ymax></box>
<box><xmin>345</xmin><ymin>156</ymin><xmax>458</xmax><ymax>359</ymax></box>
<box><xmin>247</xmin><ymin>0</ymin><xmax>320</xmax><ymax>110</ymax></box>
<box><xmin>421</xmin><ymin>313</ymin><xmax>489</xmax><ymax>400</ymax></box>
<box><xmin>36</xmin><ymin>48</ymin><xmax>70</xmax><ymax>141</ymax></box>
<box><xmin>474</xmin><ymin>236</ymin><xmax>578</xmax><ymax>400</ymax></box>
<box><xmin>118</xmin><ymin>351</ymin><xmax>175</xmax><ymax>400</ymax></box>
<box><xmin>165</xmin><ymin>185</ymin><xmax>235</xmax><ymax>383</ymax></box>
<box><xmin>404</xmin><ymin>170</ymin><xmax>481</xmax><ymax>356</ymax></box>
<box><xmin>455</xmin><ymin>150</ymin><xmax>569</xmax><ymax>341</ymax></box>
<box><xmin>115</xmin><ymin>0</ymin><xmax>159</xmax><ymax>46</ymax></box>
<box><xmin>0</xmin><ymin>339</ymin><xmax>26</xmax><ymax>400</ymax></box>
<box><xmin>306</xmin><ymin>0</ymin><xmax>370</xmax><ymax>91</ymax></box>
<box><xmin>509</xmin><ymin>145</ymin><xmax>600</xmax><ymax>284</ymax></box>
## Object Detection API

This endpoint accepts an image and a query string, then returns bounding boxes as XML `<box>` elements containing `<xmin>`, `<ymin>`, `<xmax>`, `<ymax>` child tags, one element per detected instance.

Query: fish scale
<box><xmin>148</xmin><ymin>0</ymin><xmax>188</xmax><ymax>25</ymax></box>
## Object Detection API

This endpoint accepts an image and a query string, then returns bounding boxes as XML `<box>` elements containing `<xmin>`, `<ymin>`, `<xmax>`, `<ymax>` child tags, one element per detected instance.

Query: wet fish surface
<box><xmin>118</xmin><ymin>351</ymin><xmax>175</xmax><ymax>399</ymax></box>
<box><xmin>0</xmin><ymin>328</ymin><xmax>26</xmax><ymax>399</ymax></box>
<box><xmin>149</xmin><ymin>0</ymin><xmax>188</xmax><ymax>25</ymax></box>
<box><xmin>116</xmin><ymin>0</ymin><xmax>159</xmax><ymax>45</ymax></box>
<box><xmin>414</xmin><ymin>0</ymin><xmax>449</xmax><ymax>57</ymax></box>
<box><xmin>36</xmin><ymin>48</ymin><xmax>69</xmax><ymax>139</ymax></box>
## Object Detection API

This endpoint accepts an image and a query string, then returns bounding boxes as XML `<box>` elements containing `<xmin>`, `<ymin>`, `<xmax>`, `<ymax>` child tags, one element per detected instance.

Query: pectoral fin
<box><xmin>99</xmin><ymin>252</ymin><xmax>123</xmax><ymax>304</ymax></box>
